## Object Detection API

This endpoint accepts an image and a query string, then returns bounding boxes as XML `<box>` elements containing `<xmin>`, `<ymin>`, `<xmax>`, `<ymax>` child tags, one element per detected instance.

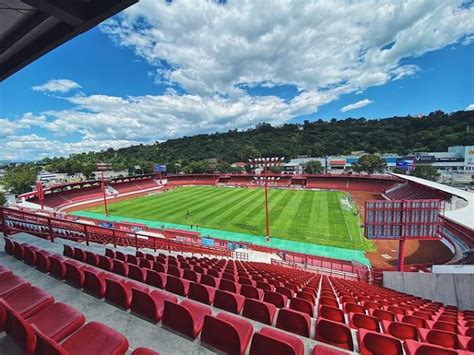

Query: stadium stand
<box><xmin>2</xmin><ymin>235</ymin><xmax>472</xmax><ymax>354</ymax></box>
<box><xmin>385</xmin><ymin>183</ymin><xmax>450</xmax><ymax>201</ymax></box>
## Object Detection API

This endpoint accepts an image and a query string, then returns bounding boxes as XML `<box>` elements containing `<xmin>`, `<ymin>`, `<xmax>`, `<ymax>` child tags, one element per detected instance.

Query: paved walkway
<box><xmin>72</xmin><ymin>211</ymin><xmax>370</xmax><ymax>266</ymax></box>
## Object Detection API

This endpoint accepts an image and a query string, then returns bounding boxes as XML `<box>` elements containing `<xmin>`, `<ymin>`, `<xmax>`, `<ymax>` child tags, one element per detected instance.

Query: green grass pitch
<box><xmin>85</xmin><ymin>186</ymin><xmax>374</xmax><ymax>251</ymax></box>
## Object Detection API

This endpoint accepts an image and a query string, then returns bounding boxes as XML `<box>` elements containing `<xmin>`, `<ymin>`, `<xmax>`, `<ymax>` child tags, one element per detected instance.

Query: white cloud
<box><xmin>0</xmin><ymin>134</ymin><xmax>134</xmax><ymax>161</ymax></box>
<box><xmin>341</xmin><ymin>99</ymin><xmax>374</xmax><ymax>112</ymax></box>
<box><xmin>102</xmin><ymin>0</ymin><xmax>474</xmax><ymax>98</ymax></box>
<box><xmin>32</xmin><ymin>79</ymin><xmax>81</xmax><ymax>93</ymax></box>
<box><xmin>466</xmin><ymin>104</ymin><xmax>474</xmax><ymax>111</ymax></box>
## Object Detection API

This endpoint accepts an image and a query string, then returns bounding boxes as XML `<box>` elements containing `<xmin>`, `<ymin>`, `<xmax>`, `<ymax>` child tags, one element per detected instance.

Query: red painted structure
<box><xmin>364</xmin><ymin>199</ymin><xmax>445</xmax><ymax>271</ymax></box>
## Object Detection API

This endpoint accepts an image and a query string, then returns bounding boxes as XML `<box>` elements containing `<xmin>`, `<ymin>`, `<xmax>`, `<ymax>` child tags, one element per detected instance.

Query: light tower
<box><xmin>248</xmin><ymin>157</ymin><xmax>284</xmax><ymax>242</ymax></box>
<box><xmin>96</xmin><ymin>163</ymin><xmax>112</xmax><ymax>217</ymax></box>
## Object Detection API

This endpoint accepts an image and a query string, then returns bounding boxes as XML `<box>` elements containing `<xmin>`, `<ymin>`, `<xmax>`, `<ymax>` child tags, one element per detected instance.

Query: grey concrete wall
<box><xmin>383</xmin><ymin>272</ymin><xmax>474</xmax><ymax>310</ymax></box>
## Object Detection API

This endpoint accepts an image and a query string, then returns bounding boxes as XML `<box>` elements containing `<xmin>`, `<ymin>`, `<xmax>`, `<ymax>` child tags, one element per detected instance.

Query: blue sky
<box><xmin>1</xmin><ymin>0</ymin><xmax>473</xmax><ymax>161</ymax></box>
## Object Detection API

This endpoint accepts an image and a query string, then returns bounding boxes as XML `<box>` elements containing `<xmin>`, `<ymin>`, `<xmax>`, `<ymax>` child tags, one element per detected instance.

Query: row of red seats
<box><xmin>327</xmin><ymin>277</ymin><xmax>474</xmax><ymax>353</ymax></box>
<box><xmin>0</xmin><ymin>262</ymin><xmax>140</xmax><ymax>355</ymax></box>
<box><xmin>5</xmin><ymin>238</ymin><xmax>353</xmax><ymax>355</ymax></box>
<box><xmin>2</xmin><ymin>239</ymin><xmax>168</xmax><ymax>355</ymax></box>
<box><xmin>97</xmin><ymin>246</ymin><xmax>474</xmax><ymax>354</ymax></box>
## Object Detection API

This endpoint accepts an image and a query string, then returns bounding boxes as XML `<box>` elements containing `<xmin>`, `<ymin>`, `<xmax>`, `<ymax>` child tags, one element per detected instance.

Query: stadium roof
<box><xmin>391</xmin><ymin>172</ymin><xmax>474</xmax><ymax>230</ymax></box>
<box><xmin>0</xmin><ymin>0</ymin><xmax>138</xmax><ymax>81</ymax></box>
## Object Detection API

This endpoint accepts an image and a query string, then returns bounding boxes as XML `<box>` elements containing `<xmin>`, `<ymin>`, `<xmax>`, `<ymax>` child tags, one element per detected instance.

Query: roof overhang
<box><xmin>391</xmin><ymin>172</ymin><xmax>474</xmax><ymax>230</ymax></box>
<box><xmin>0</xmin><ymin>0</ymin><xmax>138</xmax><ymax>81</ymax></box>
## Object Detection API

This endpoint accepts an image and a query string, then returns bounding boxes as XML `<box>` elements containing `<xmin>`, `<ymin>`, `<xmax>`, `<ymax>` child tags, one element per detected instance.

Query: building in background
<box><xmin>282</xmin><ymin>145</ymin><xmax>474</xmax><ymax>184</ymax></box>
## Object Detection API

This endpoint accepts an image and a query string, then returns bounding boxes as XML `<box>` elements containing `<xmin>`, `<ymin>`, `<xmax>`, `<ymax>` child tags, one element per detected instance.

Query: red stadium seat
<box><xmin>371</xmin><ymin>309</ymin><xmax>396</xmax><ymax>322</ymax></box>
<box><xmin>23</xmin><ymin>245</ymin><xmax>37</xmax><ymax>266</ymax></box>
<box><xmin>290</xmin><ymin>298</ymin><xmax>314</xmax><ymax>317</ymax></box>
<box><xmin>219</xmin><ymin>279</ymin><xmax>241</xmax><ymax>293</ymax></box>
<box><xmin>432</xmin><ymin>321</ymin><xmax>459</xmax><ymax>334</ymax></box>
<box><xmin>113</xmin><ymin>259</ymin><xmax>129</xmax><ymax>277</ymax></box>
<box><xmin>139</xmin><ymin>258</ymin><xmax>153</xmax><ymax>269</ymax></box>
<box><xmin>167</xmin><ymin>265</ymin><xmax>183</xmax><ymax>278</ymax></box>
<box><xmin>188</xmin><ymin>282</ymin><xmax>216</xmax><ymax>305</ymax></box>
<box><xmin>0</xmin><ymin>274</ymin><xmax>30</xmax><ymax>297</ymax></box>
<box><xmin>201</xmin><ymin>313</ymin><xmax>253</xmax><ymax>355</ymax></box>
<box><xmin>256</xmin><ymin>281</ymin><xmax>274</xmax><ymax>291</ymax></box>
<box><xmin>153</xmin><ymin>262</ymin><xmax>166</xmax><ymax>273</ymax></box>
<box><xmin>85</xmin><ymin>251</ymin><xmax>99</xmax><ymax>266</ymax></box>
<box><xmin>403</xmin><ymin>339</ymin><xmax>458</xmax><ymax>355</ymax></box>
<box><xmin>115</xmin><ymin>250</ymin><xmax>126</xmax><ymax>261</ymax></box>
<box><xmin>2</xmin><ymin>285</ymin><xmax>53</xmax><ymax>319</ymax></box>
<box><xmin>35</xmin><ymin>250</ymin><xmax>52</xmax><ymax>273</ymax></box>
<box><xmin>276</xmin><ymin>308</ymin><xmax>311</xmax><ymax>337</ymax></box>
<box><xmin>105</xmin><ymin>276</ymin><xmax>133</xmax><ymax>309</ymax></box>
<box><xmin>83</xmin><ymin>268</ymin><xmax>106</xmax><ymax>298</ymax></box>
<box><xmin>64</xmin><ymin>260</ymin><xmax>85</xmax><ymax>288</ymax></box>
<box><xmin>314</xmin><ymin>318</ymin><xmax>353</xmax><ymax>351</ymax></box>
<box><xmin>297</xmin><ymin>291</ymin><xmax>315</xmax><ymax>305</ymax></box>
<box><xmin>34</xmin><ymin>321</ymin><xmax>129</xmax><ymax>355</ymax></box>
<box><xmin>357</xmin><ymin>329</ymin><xmax>403</xmax><ymax>355</ymax></box>
<box><xmin>73</xmin><ymin>247</ymin><xmax>86</xmax><ymax>262</ymax></box>
<box><xmin>242</xmin><ymin>298</ymin><xmax>276</xmax><ymax>325</ymax></box>
<box><xmin>146</xmin><ymin>270</ymin><xmax>167</xmax><ymax>289</ymax></box>
<box><xmin>131</xmin><ymin>288</ymin><xmax>177</xmax><ymax>323</ymax></box>
<box><xmin>349</xmin><ymin>313</ymin><xmax>380</xmax><ymax>332</ymax></box>
<box><xmin>105</xmin><ymin>248</ymin><xmax>115</xmax><ymax>258</ymax></box>
<box><xmin>275</xmin><ymin>286</ymin><xmax>293</xmax><ymax>299</ymax></box>
<box><xmin>4</xmin><ymin>238</ymin><xmax>15</xmax><ymax>255</ymax></box>
<box><xmin>127</xmin><ymin>254</ymin><xmax>138</xmax><ymax>265</ymax></box>
<box><xmin>200</xmin><ymin>274</ymin><xmax>217</xmax><ymax>288</ymax></box>
<box><xmin>13</xmin><ymin>243</ymin><xmax>25</xmax><ymax>260</ymax></box>
<box><xmin>402</xmin><ymin>315</ymin><xmax>429</xmax><ymax>329</ymax></box>
<box><xmin>250</xmin><ymin>326</ymin><xmax>305</xmax><ymax>355</ymax></box>
<box><xmin>213</xmin><ymin>289</ymin><xmax>245</xmax><ymax>314</ymax></box>
<box><xmin>2</xmin><ymin>299</ymin><xmax>85</xmax><ymax>354</ymax></box>
<box><xmin>49</xmin><ymin>255</ymin><xmax>67</xmax><ymax>280</ymax></box>
<box><xmin>263</xmin><ymin>290</ymin><xmax>288</xmax><ymax>308</ymax></box>
<box><xmin>319</xmin><ymin>305</ymin><xmax>345</xmax><ymax>324</ymax></box>
<box><xmin>345</xmin><ymin>303</ymin><xmax>365</xmax><ymax>315</ymax></box>
<box><xmin>387</xmin><ymin>306</ymin><xmax>407</xmax><ymax>316</ymax></box>
<box><xmin>240</xmin><ymin>285</ymin><xmax>263</xmax><ymax>300</ymax></box>
<box><xmin>63</xmin><ymin>244</ymin><xmax>74</xmax><ymax>258</ymax></box>
<box><xmin>183</xmin><ymin>269</ymin><xmax>200</xmax><ymax>282</ymax></box>
<box><xmin>98</xmin><ymin>255</ymin><xmax>113</xmax><ymax>271</ymax></box>
<box><xmin>165</xmin><ymin>275</ymin><xmax>190</xmax><ymax>296</ymax></box>
<box><xmin>381</xmin><ymin>320</ymin><xmax>419</xmax><ymax>340</ymax></box>
<box><xmin>129</xmin><ymin>264</ymin><xmax>147</xmax><ymax>283</ymax></box>
<box><xmin>419</xmin><ymin>329</ymin><xmax>460</xmax><ymax>349</ymax></box>
<box><xmin>319</xmin><ymin>296</ymin><xmax>339</xmax><ymax>308</ymax></box>
<box><xmin>162</xmin><ymin>299</ymin><xmax>212</xmax><ymax>338</ymax></box>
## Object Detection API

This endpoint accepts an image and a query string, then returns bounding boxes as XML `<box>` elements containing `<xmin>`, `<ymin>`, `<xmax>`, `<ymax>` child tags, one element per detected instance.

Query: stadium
<box><xmin>0</xmin><ymin>1</ymin><xmax>473</xmax><ymax>355</ymax></box>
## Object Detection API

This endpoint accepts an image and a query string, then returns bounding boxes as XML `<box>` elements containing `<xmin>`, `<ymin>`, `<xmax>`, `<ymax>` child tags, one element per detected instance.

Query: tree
<box><xmin>304</xmin><ymin>160</ymin><xmax>323</xmax><ymax>174</ymax></box>
<box><xmin>413</xmin><ymin>164</ymin><xmax>440</xmax><ymax>182</ymax></box>
<box><xmin>0</xmin><ymin>192</ymin><xmax>6</xmax><ymax>206</ymax></box>
<box><xmin>3</xmin><ymin>164</ymin><xmax>39</xmax><ymax>194</ymax></box>
<box><xmin>352</xmin><ymin>154</ymin><xmax>386</xmax><ymax>174</ymax></box>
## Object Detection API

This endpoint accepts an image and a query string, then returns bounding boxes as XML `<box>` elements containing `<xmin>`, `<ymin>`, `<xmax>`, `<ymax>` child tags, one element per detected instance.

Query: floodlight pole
<box><xmin>101</xmin><ymin>169</ymin><xmax>109</xmax><ymax>217</ymax></box>
<box><xmin>398</xmin><ymin>237</ymin><xmax>406</xmax><ymax>272</ymax></box>
<box><xmin>249</xmin><ymin>157</ymin><xmax>284</xmax><ymax>242</ymax></box>
<box><xmin>263</xmin><ymin>160</ymin><xmax>270</xmax><ymax>242</ymax></box>
<box><xmin>36</xmin><ymin>180</ymin><xmax>45</xmax><ymax>210</ymax></box>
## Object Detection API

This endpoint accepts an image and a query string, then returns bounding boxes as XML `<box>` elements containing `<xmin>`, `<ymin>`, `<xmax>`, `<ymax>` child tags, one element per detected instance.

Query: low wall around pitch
<box><xmin>383</xmin><ymin>271</ymin><xmax>474</xmax><ymax>310</ymax></box>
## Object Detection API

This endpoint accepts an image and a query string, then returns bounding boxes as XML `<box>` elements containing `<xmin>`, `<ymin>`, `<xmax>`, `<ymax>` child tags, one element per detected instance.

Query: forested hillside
<box><xmin>40</xmin><ymin>110</ymin><xmax>473</xmax><ymax>175</ymax></box>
